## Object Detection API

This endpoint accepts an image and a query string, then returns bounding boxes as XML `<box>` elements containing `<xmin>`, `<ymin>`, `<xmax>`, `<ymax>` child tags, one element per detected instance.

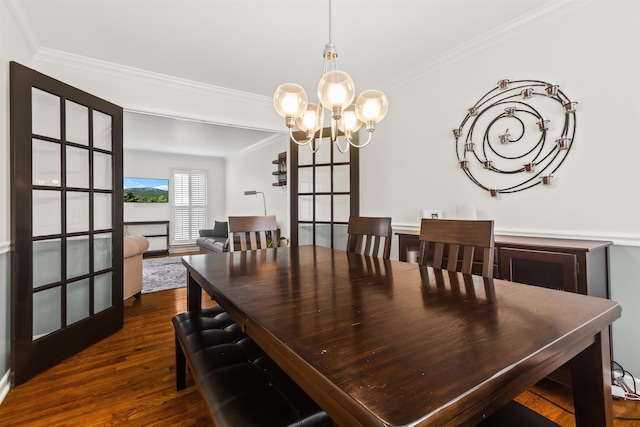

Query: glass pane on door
<box><xmin>93</xmin><ymin>152</ymin><xmax>112</xmax><ymax>190</ymax></box>
<box><xmin>66</xmin><ymin>146</ymin><xmax>89</xmax><ymax>188</ymax></box>
<box><xmin>67</xmin><ymin>236</ymin><xmax>90</xmax><ymax>279</ymax></box>
<box><xmin>94</xmin><ymin>193</ymin><xmax>112</xmax><ymax>230</ymax></box>
<box><xmin>33</xmin><ymin>239</ymin><xmax>61</xmax><ymax>288</ymax></box>
<box><xmin>67</xmin><ymin>278</ymin><xmax>90</xmax><ymax>325</ymax></box>
<box><xmin>66</xmin><ymin>192</ymin><xmax>90</xmax><ymax>233</ymax></box>
<box><xmin>65</xmin><ymin>100</ymin><xmax>89</xmax><ymax>146</ymax></box>
<box><xmin>93</xmin><ymin>110</ymin><xmax>112</xmax><ymax>151</ymax></box>
<box><xmin>94</xmin><ymin>272</ymin><xmax>112</xmax><ymax>313</ymax></box>
<box><xmin>33</xmin><ymin>190</ymin><xmax>61</xmax><ymax>236</ymax></box>
<box><xmin>33</xmin><ymin>287</ymin><xmax>61</xmax><ymax>339</ymax></box>
<box><xmin>32</xmin><ymin>139</ymin><xmax>60</xmax><ymax>187</ymax></box>
<box><xmin>94</xmin><ymin>233</ymin><xmax>112</xmax><ymax>272</ymax></box>
<box><xmin>31</xmin><ymin>88</ymin><xmax>60</xmax><ymax>139</ymax></box>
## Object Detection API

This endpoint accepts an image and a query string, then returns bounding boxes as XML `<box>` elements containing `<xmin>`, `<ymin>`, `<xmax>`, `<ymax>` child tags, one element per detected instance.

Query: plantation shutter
<box><xmin>172</xmin><ymin>169</ymin><xmax>207</xmax><ymax>244</ymax></box>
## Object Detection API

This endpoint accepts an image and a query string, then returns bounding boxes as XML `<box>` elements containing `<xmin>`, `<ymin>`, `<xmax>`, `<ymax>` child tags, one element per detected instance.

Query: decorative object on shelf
<box><xmin>272</xmin><ymin>151</ymin><xmax>287</xmax><ymax>187</ymax></box>
<box><xmin>273</xmin><ymin>0</ymin><xmax>388</xmax><ymax>154</ymax></box>
<box><xmin>453</xmin><ymin>79</ymin><xmax>577</xmax><ymax>196</ymax></box>
<box><xmin>244</xmin><ymin>190</ymin><xmax>267</xmax><ymax>215</ymax></box>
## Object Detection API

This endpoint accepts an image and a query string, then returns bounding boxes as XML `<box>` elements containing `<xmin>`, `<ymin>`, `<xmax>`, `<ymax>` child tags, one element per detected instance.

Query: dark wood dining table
<box><xmin>182</xmin><ymin>245</ymin><xmax>621</xmax><ymax>427</ymax></box>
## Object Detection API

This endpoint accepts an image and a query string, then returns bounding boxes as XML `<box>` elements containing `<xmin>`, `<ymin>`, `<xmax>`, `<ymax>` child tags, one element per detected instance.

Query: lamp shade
<box><xmin>338</xmin><ymin>103</ymin><xmax>363</xmax><ymax>133</ymax></box>
<box><xmin>295</xmin><ymin>103</ymin><xmax>321</xmax><ymax>133</ymax></box>
<box><xmin>274</xmin><ymin>83</ymin><xmax>308</xmax><ymax>118</ymax></box>
<box><xmin>355</xmin><ymin>90</ymin><xmax>388</xmax><ymax>123</ymax></box>
<box><xmin>317</xmin><ymin>70</ymin><xmax>355</xmax><ymax>112</ymax></box>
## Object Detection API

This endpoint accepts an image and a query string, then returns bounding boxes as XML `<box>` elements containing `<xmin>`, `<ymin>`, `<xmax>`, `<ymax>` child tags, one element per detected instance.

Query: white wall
<box><xmin>0</xmin><ymin>0</ymin><xmax>36</xmax><ymax>399</ymax></box>
<box><xmin>124</xmin><ymin>149</ymin><xmax>226</xmax><ymax>234</ymax></box>
<box><xmin>361</xmin><ymin>1</ymin><xmax>640</xmax><ymax>374</ymax></box>
<box><xmin>225</xmin><ymin>135</ymin><xmax>291</xmax><ymax>240</ymax></box>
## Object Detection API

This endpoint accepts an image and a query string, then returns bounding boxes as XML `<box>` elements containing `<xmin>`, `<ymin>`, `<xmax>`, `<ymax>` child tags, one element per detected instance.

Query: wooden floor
<box><xmin>0</xmin><ymin>287</ymin><xmax>638</xmax><ymax>426</ymax></box>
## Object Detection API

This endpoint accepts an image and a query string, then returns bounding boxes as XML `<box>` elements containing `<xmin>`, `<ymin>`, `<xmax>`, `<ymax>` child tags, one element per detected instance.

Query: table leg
<box><xmin>186</xmin><ymin>271</ymin><xmax>202</xmax><ymax>312</ymax></box>
<box><xmin>569</xmin><ymin>329</ymin><xmax>613</xmax><ymax>427</ymax></box>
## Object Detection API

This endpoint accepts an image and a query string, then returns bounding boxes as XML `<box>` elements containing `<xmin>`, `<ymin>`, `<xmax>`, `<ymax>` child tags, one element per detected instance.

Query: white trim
<box><xmin>380</xmin><ymin>0</ymin><xmax>587</xmax><ymax>92</ymax></box>
<box><xmin>4</xmin><ymin>0</ymin><xmax>40</xmax><ymax>55</ymax></box>
<box><xmin>228</xmin><ymin>133</ymin><xmax>286</xmax><ymax>159</ymax></box>
<box><xmin>0</xmin><ymin>370</ymin><xmax>10</xmax><ymax>405</ymax></box>
<box><xmin>0</xmin><ymin>241</ymin><xmax>9</xmax><ymax>254</ymax></box>
<box><xmin>33</xmin><ymin>48</ymin><xmax>272</xmax><ymax>107</ymax></box>
<box><xmin>391</xmin><ymin>223</ymin><xmax>640</xmax><ymax>247</ymax></box>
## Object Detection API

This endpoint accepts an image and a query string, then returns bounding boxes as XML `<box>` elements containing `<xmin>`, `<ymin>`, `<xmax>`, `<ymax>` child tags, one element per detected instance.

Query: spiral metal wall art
<box><xmin>453</xmin><ymin>79</ymin><xmax>577</xmax><ymax>197</ymax></box>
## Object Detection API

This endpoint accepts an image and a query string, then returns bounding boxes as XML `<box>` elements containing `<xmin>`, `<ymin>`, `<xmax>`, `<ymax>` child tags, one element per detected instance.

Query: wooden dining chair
<box><xmin>228</xmin><ymin>215</ymin><xmax>278</xmax><ymax>252</ymax></box>
<box><xmin>346</xmin><ymin>216</ymin><xmax>393</xmax><ymax>259</ymax></box>
<box><xmin>418</xmin><ymin>218</ymin><xmax>495</xmax><ymax>278</ymax></box>
<box><xmin>418</xmin><ymin>218</ymin><xmax>560</xmax><ymax>426</ymax></box>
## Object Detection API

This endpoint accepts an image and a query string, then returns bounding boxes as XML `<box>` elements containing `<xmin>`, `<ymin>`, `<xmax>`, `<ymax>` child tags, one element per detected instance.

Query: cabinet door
<box><xmin>499</xmin><ymin>248</ymin><xmax>578</xmax><ymax>293</ymax></box>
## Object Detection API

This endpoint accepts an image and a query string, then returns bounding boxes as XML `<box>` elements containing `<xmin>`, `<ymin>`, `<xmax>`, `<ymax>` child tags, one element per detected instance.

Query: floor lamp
<box><xmin>244</xmin><ymin>191</ymin><xmax>267</xmax><ymax>215</ymax></box>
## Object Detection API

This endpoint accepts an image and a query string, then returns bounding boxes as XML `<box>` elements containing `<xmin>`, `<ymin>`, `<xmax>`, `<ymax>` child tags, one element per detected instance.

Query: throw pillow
<box><xmin>213</xmin><ymin>221</ymin><xmax>228</xmax><ymax>237</ymax></box>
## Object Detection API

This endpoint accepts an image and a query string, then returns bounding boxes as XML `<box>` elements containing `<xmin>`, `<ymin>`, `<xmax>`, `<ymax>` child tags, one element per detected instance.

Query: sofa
<box><xmin>123</xmin><ymin>229</ymin><xmax>150</xmax><ymax>300</ymax></box>
<box><xmin>196</xmin><ymin>221</ymin><xmax>229</xmax><ymax>253</ymax></box>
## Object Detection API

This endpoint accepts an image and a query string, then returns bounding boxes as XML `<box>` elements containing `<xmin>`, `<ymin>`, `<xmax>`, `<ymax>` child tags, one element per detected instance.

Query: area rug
<box><xmin>142</xmin><ymin>256</ymin><xmax>187</xmax><ymax>294</ymax></box>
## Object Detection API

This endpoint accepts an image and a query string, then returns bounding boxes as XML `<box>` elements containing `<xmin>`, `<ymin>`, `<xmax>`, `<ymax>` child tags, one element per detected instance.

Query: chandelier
<box><xmin>273</xmin><ymin>0</ymin><xmax>388</xmax><ymax>153</ymax></box>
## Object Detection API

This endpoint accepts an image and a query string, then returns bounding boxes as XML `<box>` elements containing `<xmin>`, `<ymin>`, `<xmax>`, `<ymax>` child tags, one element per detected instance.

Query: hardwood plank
<box><xmin>0</xmin><ymin>287</ymin><xmax>637</xmax><ymax>426</ymax></box>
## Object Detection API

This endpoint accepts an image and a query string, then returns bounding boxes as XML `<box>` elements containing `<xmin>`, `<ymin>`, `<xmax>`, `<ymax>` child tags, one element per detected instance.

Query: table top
<box><xmin>183</xmin><ymin>246</ymin><xmax>621</xmax><ymax>426</ymax></box>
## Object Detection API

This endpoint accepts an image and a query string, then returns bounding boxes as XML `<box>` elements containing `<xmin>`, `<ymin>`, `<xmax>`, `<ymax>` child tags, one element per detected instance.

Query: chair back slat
<box><xmin>228</xmin><ymin>215</ymin><xmax>278</xmax><ymax>252</ymax></box>
<box><xmin>346</xmin><ymin>216</ymin><xmax>392</xmax><ymax>259</ymax></box>
<box><xmin>418</xmin><ymin>219</ymin><xmax>495</xmax><ymax>278</ymax></box>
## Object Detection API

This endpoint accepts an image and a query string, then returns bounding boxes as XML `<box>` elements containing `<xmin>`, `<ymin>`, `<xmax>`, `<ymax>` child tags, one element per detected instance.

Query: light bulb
<box><xmin>338</xmin><ymin>103</ymin><xmax>362</xmax><ymax>133</ymax></box>
<box><xmin>318</xmin><ymin>70</ymin><xmax>355</xmax><ymax>112</ymax></box>
<box><xmin>295</xmin><ymin>103</ymin><xmax>321</xmax><ymax>133</ymax></box>
<box><xmin>355</xmin><ymin>90</ymin><xmax>388</xmax><ymax>124</ymax></box>
<box><xmin>273</xmin><ymin>83</ymin><xmax>308</xmax><ymax>118</ymax></box>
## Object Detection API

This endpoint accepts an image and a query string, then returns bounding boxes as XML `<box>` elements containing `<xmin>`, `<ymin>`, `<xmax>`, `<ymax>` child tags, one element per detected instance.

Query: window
<box><xmin>172</xmin><ymin>169</ymin><xmax>207</xmax><ymax>244</ymax></box>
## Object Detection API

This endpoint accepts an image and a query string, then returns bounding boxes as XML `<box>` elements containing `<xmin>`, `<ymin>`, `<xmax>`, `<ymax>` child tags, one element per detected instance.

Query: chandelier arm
<box><xmin>310</xmin><ymin>137</ymin><xmax>323</xmax><ymax>154</ymax></box>
<box><xmin>290</xmin><ymin>128</ymin><xmax>313</xmax><ymax>146</ymax></box>
<box><xmin>335</xmin><ymin>137</ymin><xmax>350</xmax><ymax>153</ymax></box>
<box><xmin>344</xmin><ymin>130</ymin><xmax>374</xmax><ymax>149</ymax></box>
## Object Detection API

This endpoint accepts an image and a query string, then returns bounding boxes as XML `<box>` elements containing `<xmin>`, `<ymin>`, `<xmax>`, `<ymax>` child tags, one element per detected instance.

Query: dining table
<box><xmin>182</xmin><ymin>245</ymin><xmax>621</xmax><ymax>427</ymax></box>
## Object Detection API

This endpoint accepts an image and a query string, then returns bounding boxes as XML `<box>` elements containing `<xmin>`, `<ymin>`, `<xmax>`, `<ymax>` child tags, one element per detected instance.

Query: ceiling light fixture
<box><xmin>273</xmin><ymin>0</ymin><xmax>388</xmax><ymax>153</ymax></box>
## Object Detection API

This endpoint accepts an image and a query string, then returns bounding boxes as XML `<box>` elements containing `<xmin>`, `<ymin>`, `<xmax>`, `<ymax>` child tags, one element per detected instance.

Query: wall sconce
<box><xmin>244</xmin><ymin>190</ymin><xmax>267</xmax><ymax>215</ymax></box>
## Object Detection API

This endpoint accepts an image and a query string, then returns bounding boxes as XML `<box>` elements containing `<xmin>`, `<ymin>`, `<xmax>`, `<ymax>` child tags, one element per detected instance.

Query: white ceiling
<box><xmin>10</xmin><ymin>0</ymin><xmax>562</xmax><ymax>157</ymax></box>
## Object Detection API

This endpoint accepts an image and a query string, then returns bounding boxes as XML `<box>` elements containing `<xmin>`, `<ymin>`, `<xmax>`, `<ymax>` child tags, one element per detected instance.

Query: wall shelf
<box><xmin>272</xmin><ymin>152</ymin><xmax>287</xmax><ymax>187</ymax></box>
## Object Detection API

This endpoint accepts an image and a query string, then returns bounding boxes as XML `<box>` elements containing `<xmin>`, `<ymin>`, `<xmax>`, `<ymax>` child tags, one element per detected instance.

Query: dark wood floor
<box><xmin>0</xmin><ymin>287</ymin><xmax>638</xmax><ymax>426</ymax></box>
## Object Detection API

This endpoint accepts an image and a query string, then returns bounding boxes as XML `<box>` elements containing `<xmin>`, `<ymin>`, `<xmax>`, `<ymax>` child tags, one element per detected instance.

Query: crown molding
<box><xmin>380</xmin><ymin>0</ymin><xmax>588</xmax><ymax>92</ymax></box>
<box><xmin>4</xmin><ymin>0</ymin><xmax>40</xmax><ymax>55</ymax></box>
<box><xmin>228</xmin><ymin>133</ymin><xmax>287</xmax><ymax>159</ymax></box>
<box><xmin>33</xmin><ymin>48</ymin><xmax>273</xmax><ymax>107</ymax></box>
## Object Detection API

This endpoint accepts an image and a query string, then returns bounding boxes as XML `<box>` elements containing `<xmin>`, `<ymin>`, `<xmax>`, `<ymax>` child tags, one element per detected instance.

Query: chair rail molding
<box><xmin>391</xmin><ymin>223</ymin><xmax>640</xmax><ymax>247</ymax></box>
<box><xmin>0</xmin><ymin>241</ymin><xmax>9</xmax><ymax>254</ymax></box>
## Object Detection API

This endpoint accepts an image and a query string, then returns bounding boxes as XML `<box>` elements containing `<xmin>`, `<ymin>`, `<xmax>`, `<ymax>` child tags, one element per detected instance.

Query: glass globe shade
<box><xmin>355</xmin><ymin>90</ymin><xmax>388</xmax><ymax>123</ymax></box>
<box><xmin>273</xmin><ymin>83</ymin><xmax>308</xmax><ymax>118</ymax></box>
<box><xmin>338</xmin><ymin>103</ymin><xmax>363</xmax><ymax>133</ymax></box>
<box><xmin>317</xmin><ymin>70</ymin><xmax>355</xmax><ymax>111</ymax></box>
<box><xmin>295</xmin><ymin>103</ymin><xmax>321</xmax><ymax>133</ymax></box>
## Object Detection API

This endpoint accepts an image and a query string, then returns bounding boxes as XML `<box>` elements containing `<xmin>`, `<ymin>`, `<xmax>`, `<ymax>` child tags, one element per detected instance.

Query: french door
<box><xmin>290</xmin><ymin>129</ymin><xmax>359</xmax><ymax>249</ymax></box>
<box><xmin>10</xmin><ymin>62</ymin><xmax>123</xmax><ymax>385</ymax></box>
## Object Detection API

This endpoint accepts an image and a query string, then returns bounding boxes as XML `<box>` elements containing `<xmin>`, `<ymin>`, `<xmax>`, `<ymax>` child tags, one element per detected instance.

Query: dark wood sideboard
<box><xmin>397</xmin><ymin>231</ymin><xmax>611</xmax><ymax>299</ymax></box>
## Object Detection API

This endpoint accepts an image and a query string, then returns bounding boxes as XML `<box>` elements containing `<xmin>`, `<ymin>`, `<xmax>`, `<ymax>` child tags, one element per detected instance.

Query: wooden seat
<box><xmin>228</xmin><ymin>215</ymin><xmax>278</xmax><ymax>252</ymax></box>
<box><xmin>346</xmin><ymin>216</ymin><xmax>393</xmax><ymax>259</ymax></box>
<box><xmin>418</xmin><ymin>218</ymin><xmax>495</xmax><ymax>278</ymax></box>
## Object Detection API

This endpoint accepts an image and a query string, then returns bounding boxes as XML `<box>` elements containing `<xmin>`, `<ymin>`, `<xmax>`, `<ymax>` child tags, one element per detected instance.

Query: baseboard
<box><xmin>0</xmin><ymin>369</ymin><xmax>10</xmax><ymax>405</ymax></box>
